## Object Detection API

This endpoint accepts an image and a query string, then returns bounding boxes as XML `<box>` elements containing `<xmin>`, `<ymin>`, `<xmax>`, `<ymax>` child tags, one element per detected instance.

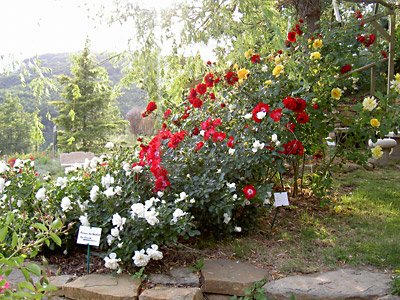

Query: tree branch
<box><xmin>342</xmin><ymin>0</ymin><xmax>398</xmax><ymax>9</ymax></box>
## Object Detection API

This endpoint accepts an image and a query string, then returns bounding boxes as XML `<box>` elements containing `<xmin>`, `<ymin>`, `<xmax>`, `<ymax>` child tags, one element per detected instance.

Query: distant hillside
<box><xmin>0</xmin><ymin>52</ymin><xmax>148</xmax><ymax>150</ymax></box>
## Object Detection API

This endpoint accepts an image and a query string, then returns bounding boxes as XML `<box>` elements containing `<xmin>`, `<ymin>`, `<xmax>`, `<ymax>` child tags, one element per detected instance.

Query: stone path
<box><xmin>5</xmin><ymin>259</ymin><xmax>400</xmax><ymax>300</ymax></box>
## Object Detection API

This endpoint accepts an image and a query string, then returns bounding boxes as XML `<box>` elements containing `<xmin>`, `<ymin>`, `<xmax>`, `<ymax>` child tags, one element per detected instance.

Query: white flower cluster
<box><xmin>104</xmin><ymin>253</ymin><xmax>121</xmax><ymax>270</ymax></box>
<box><xmin>252</xmin><ymin>140</ymin><xmax>265</xmax><ymax>152</ymax></box>
<box><xmin>362</xmin><ymin>96</ymin><xmax>377</xmax><ymax>111</ymax></box>
<box><xmin>130</xmin><ymin>198</ymin><xmax>160</xmax><ymax>226</ymax></box>
<box><xmin>132</xmin><ymin>244</ymin><xmax>163</xmax><ymax>267</ymax></box>
<box><xmin>107</xmin><ymin>213</ymin><xmax>127</xmax><ymax>246</ymax></box>
<box><xmin>390</xmin><ymin>73</ymin><xmax>400</xmax><ymax>93</ymax></box>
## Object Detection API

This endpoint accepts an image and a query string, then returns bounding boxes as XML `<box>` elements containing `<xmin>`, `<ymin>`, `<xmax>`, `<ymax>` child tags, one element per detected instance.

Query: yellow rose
<box><xmin>238</xmin><ymin>68</ymin><xmax>250</xmax><ymax>80</ymax></box>
<box><xmin>331</xmin><ymin>88</ymin><xmax>342</xmax><ymax>100</ymax></box>
<box><xmin>313</xmin><ymin>39</ymin><xmax>323</xmax><ymax>49</ymax></box>
<box><xmin>371</xmin><ymin>145</ymin><xmax>383</xmax><ymax>159</ymax></box>
<box><xmin>267</xmin><ymin>54</ymin><xmax>274</xmax><ymax>62</ymax></box>
<box><xmin>275</xmin><ymin>56</ymin><xmax>281</xmax><ymax>64</ymax></box>
<box><xmin>273</xmin><ymin>64</ymin><xmax>284</xmax><ymax>77</ymax></box>
<box><xmin>244</xmin><ymin>49</ymin><xmax>254</xmax><ymax>59</ymax></box>
<box><xmin>310</xmin><ymin>52</ymin><xmax>321</xmax><ymax>60</ymax></box>
<box><xmin>233</xmin><ymin>64</ymin><xmax>239</xmax><ymax>71</ymax></box>
<box><xmin>370</xmin><ymin>118</ymin><xmax>380</xmax><ymax>127</ymax></box>
<box><xmin>395</xmin><ymin>73</ymin><xmax>400</xmax><ymax>81</ymax></box>
<box><xmin>264</xmin><ymin>80</ymin><xmax>272</xmax><ymax>87</ymax></box>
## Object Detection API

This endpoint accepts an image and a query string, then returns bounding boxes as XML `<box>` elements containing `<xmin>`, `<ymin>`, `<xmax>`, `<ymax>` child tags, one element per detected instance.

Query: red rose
<box><xmin>209</xmin><ymin>92</ymin><xmax>216</xmax><ymax>100</ymax></box>
<box><xmin>163</xmin><ymin>109</ymin><xmax>171</xmax><ymax>119</ymax></box>
<box><xmin>295</xmin><ymin>24</ymin><xmax>303</xmax><ymax>36</ymax></box>
<box><xmin>196</xmin><ymin>83</ymin><xmax>207</xmax><ymax>95</ymax></box>
<box><xmin>207</xmin><ymin>61</ymin><xmax>212</xmax><ymax>65</ymax></box>
<box><xmin>354</xmin><ymin>11</ymin><xmax>363</xmax><ymax>19</ymax></box>
<box><xmin>168</xmin><ymin>131</ymin><xmax>186</xmax><ymax>149</ymax></box>
<box><xmin>146</xmin><ymin>101</ymin><xmax>157</xmax><ymax>113</ymax></box>
<box><xmin>283</xmin><ymin>96</ymin><xmax>297</xmax><ymax>110</ymax></box>
<box><xmin>192</xmin><ymin>98</ymin><xmax>203</xmax><ymax>108</ymax></box>
<box><xmin>278</xmin><ymin>50</ymin><xmax>283</xmax><ymax>54</ymax></box>
<box><xmin>282</xmin><ymin>139</ymin><xmax>304</xmax><ymax>156</ymax></box>
<box><xmin>192</xmin><ymin>127</ymin><xmax>200</xmax><ymax>136</ymax></box>
<box><xmin>313</xmin><ymin>104</ymin><xmax>319</xmax><ymax>109</ymax></box>
<box><xmin>252</xmin><ymin>102</ymin><xmax>270</xmax><ymax>123</ymax></box>
<box><xmin>340</xmin><ymin>64</ymin><xmax>352</xmax><ymax>74</ymax></box>
<box><xmin>296</xmin><ymin>112</ymin><xmax>310</xmax><ymax>124</ymax></box>
<box><xmin>251</xmin><ymin>55</ymin><xmax>261</xmax><ymax>64</ymax></box>
<box><xmin>204</xmin><ymin>73</ymin><xmax>214</xmax><ymax>87</ymax></box>
<box><xmin>227</xmin><ymin>136</ymin><xmax>234</xmax><ymax>148</ymax></box>
<box><xmin>285</xmin><ymin>122</ymin><xmax>296</xmax><ymax>133</ymax></box>
<box><xmin>243</xmin><ymin>185</ymin><xmax>256</xmax><ymax>199</ymax></box>
<box><xmin>287</xmin><ymin>31</ymin><xmax>296</xmax><ymax>42</ymax></box>
<box><xmin>313</xmin><ymin>151</ymin><xmax>323</xmax><ymax>159</ymax></box>
<box><xmin>366</xmin><ymin>34</ymin><xmax>375</xmax><ymax>47</ymax></box>
<box><xmin>225</xmin><ymin>71</ymin><xmax>238</xmax><ymax>85</ymax></box>
<box><xmin>212</xmin><ymin>131</ymin><xmax>226</xmax><ymax>142</ymax></box>
<box><xmin>299</xmin><ymin>18</ymin><xmax>303</xmax><ymax>23</ymax></box>
<box><xmin>293</xmin><ymin>97</ymin><xmax>306</xmax><ymax>113</ymax></box>
<box><xmin>195</xmin><ymin>141</ymin><xmax>204</xmax><ymax>151</ymax></box>
<box><xmin>221</xmin><ymin>103</ymin><xmax>226</xmax><ymax>108</ymax></box>
<box><xmin>269</xmin><ymin>108</ymin><xmax>283</xmax><ymax>122</ymax></box>
<box><xmin>214</xmin><ymin>77</ymin><xmax>221</xmax><ymax>84</ymax></box>
<box><xmin>381</xmin><ymin>50</ymin><xmax>388</xmax><ymax>59</ymax></box>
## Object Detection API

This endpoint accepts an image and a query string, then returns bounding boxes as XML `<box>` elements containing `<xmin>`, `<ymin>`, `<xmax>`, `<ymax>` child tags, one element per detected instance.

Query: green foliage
<box><xmin>131</xmin><ymin>267</ymin><xmax>147</xmax><ymax>281</ymax></box>
<box><xmin>188</xmin><ymin>257</ymin><xmax>204</xmax><ymax>272</ymax></box>
<box><xmin>0</xmin><ymin>94</ymin><xmax>36</xmax><ymax>155</ymax></box>
<box><xmin>51</xmin><ymin>40</ymin><xmax>128</xmax><ymax>152</ymax></box>
<box><xmin>390</xmin><ymin>274</ymin><xmax>400</xmax><ymax>296</ymax></box>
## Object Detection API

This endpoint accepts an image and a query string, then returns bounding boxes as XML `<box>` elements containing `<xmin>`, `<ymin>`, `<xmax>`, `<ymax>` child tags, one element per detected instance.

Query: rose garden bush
<box><xmin>1</xmin><ymin>11</ymin><xmax>400</xmax><ymax>279</ymax></box>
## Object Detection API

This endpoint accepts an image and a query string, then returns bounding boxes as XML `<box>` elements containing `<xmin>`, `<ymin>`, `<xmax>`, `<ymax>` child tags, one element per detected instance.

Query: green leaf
<box><xmin>0</xmin><ymin>258</ymin><xmax>16</xmax><ymax>267</ymax></box>
<box><xmin>50</xmin><ymin>233</ymin><xmax>62</xmax><ymax>246</ymax></box>
<box><xmin>0</xmin><ymin>227</ymin><xmax>8</xmax><ymax>242</ymax></box>
<box><xmin>352</xmin><ymin>71</ymin><xmax>359</xmax><ymax>78</ymax></box>
<box><xmin>5</xmin><ymin>212</ymin><xmax>14</xmax><ymax>225</ymax></box>
<box><xmin>18</xmin><ymin>281</ymin><xmax>36</xmax><ymax>292</ymax></box>
<box><xmin>13</xmin><ymin>290</ymin><xmax>36</xmax><ymax>298</ymax></box>
<box><xmin>20</xmin><ymin>267</ymin><xmax>31</xmax><ymax>281</ymax></box>
<box><xmin>27</xmin><ymin>263</ymin><xmax>42</xmax><ymax>277</ymax></box>
<box><xmin>50</xmin><ymin>218</ymin><xmax>63</xmax><ymax>230</ymax></box>
<box><xmin>4</xmin><ymin>267</ymin><xmax>13</xmax><ymax>277</ymax></box>
<box><xmin>11</xmin><ymin>232</ymin><xmax>18</xmax><ymax>249</ymax></box>
<box><xmin>32</xmin><ymin>223</ymin><xmax>48</xmax><ymax>232</ymax></box>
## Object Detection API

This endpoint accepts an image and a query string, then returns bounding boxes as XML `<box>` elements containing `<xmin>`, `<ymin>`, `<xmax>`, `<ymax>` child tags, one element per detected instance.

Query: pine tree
<box><xmin>0</xmin><ymin>94</ymin><xmax>36</xmax><ymax>155</ymax></box>
<box><xmin>51</xmin><ymin>40</ymin><xmax>126</xmax><ymax>152</ymax></box>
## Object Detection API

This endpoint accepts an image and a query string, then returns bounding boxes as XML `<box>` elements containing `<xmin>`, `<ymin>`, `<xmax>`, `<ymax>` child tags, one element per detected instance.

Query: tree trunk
<box><xmin>293</xmin><ymin>0</ymin><xmax>321</xmax><ymax>33</ymax></box>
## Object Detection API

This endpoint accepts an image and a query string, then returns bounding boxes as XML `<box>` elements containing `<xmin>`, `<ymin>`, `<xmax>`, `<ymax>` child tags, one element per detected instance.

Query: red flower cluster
<box><xmin>251</xmin><ymin>55</ymin><xmax>261</xmax><ymax>64</ymax></box>
<box><xmin>252</xmin><ymin>102</ymin><xmax>270</xmax><ymax>123</ymax></box>
<box><xmin>287</xmin><ymin>22</ymin><xmax>303</xmax><ymax>43</ymax></box>
<box><xmin>354</xmin><ymin>11</ymin><xmax>363</xmax><ymax>19</ymax></box>
<box><xmin>285</xmin><ymin>121</ymin><xmax>296</xmax><ymax>133</ymax></box>
<box><xmin>204</xmin><ymin>73</ymin><xmax>215</xmax><ymax>87</ymax></box>
<box><xmin>282</xmin><ymin>139</ymin><xmax>304</xmax><ymax>156</ymax></box>
<box><xmin>340</xmin><ymin>64</ymin><xmax>352</xmax><ymax>74</ymax></box>
<box><xmin>296</xmin><ymin>112</ymin><xmax>310</xmax><ymax>124</ymax></box>
<box><xmin>163</xmin><ymin>109</ymin><xmax>172</xmax><ymax>119</ymax></box>
<box><xmin>168</xmin><ymin>131</ymin><xmax>187</xmax><ymax>149</ymax></box>
<box><xmin>189</xmin><ymin>87</ymin><xmax>203</xmax><ymax>108</ymax></box>
<box><xmin>142</xmin><ymin>101</ymin><xmax>157</xmax><ymax>117</ymax></box>
<box><xmin>138</xmin><ymin>129</ymin><xmax>172</xmax><ymax>192</ymax></box>
<box><xmin>381</xmin><ymin>50</ymin><xmax>388</xmax><ymax>59</ymax></box>
<box><xmin>225</xmin><ymin>71</ymin><xmax>238</xmax><ymax>85</ymax></box>
<box><xmin>356</xmin><ymin>34</ymin><xmax>375</xmax><ymax>47</ymax></box>
<box><xmin>269</xmin><ymin>108</ymin><xmax>283</xmax><ymax>122</ymax></box>
<box><xmin>227</xmin><ymin>136</ymin><xmax>234</xmax><ymax>148</ymax></box>
<box><xmin>201</xmin><ymin>117</ymin><xmax>225</xmax><ymax>142</ymax></box>
<box><xmin>243</xmin><ymin>185</ymin><xmax>257</xmax><ymax>199</ymax></box>
<box><xmin>283</xmin><ymin>96</ymin><xmax>306</xmax><ymax>113</ymax></box>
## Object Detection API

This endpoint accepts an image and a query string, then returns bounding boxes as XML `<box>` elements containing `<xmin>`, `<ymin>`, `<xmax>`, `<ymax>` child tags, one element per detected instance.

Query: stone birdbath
<box><xmin>386</xmin><ymin>132</ymin><xmax>400</xmax><ymax>160</ymax></box>
<box><xmin>368</xmin><ymin>138</ymin><xmax>397</xmax><ymax>166</ymax></box>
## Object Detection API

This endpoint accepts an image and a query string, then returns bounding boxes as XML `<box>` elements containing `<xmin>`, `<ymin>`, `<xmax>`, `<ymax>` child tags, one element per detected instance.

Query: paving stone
<box><xmin>377</xmin><ymin>296</ymin><xmax>400</xmax><ymax>300</ymax></box>
<box><xmin>139</xmin><ymin>286</ymin><xmax>202</xmax><ymax>300</ymax></box>
<box><xmin>264</xmin><ymin>268</ymin><xmax>392</xmax><ymax>300</ymax></box>
<box><xmin>64</xmin><ymin>274</ymin><xmax>140</xmax><ymax>300</ymax></box>
<box><xmin>204</xmin><ymin>293</ymin><xmax>232</xmax><ymax>300</ymax></box>
<box><xmin>48</xmin><ymin>275</ymin><xmax>75</xmax><ymax>296</ymax></box>
<box><xmin>201</xmin><ymin>259</ymin><xmax>268</xmax><ymax>296</ymax></box>
<box><xmin>148</xmin><ymin>267</ymin><xmax>199</xmax><ymax>287</ymax></box>
<box><xmin>6</xmin><ymin>267</ymin><xmax>41</xmax><ymax>291</ymax></box>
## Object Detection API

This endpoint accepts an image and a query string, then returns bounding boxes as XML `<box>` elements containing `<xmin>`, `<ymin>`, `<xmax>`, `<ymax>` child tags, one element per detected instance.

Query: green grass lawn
<box><xmin>209</xmin><ymin>165</ymin><xmax>400</xmax><ymax>275</ymax></box>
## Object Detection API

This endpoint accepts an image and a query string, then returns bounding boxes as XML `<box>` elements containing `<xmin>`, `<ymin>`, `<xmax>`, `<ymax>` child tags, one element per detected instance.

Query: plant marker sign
<box><xmin>77</xmin><ymin>226</ymin><xmax>102</xmax><ymax>273</ymax></box>
<box><xmin>273</xmin><ymin>192</ymin><xmax>290</xmax><ymax>207</ymax></box>
<box><xmin>270</xmin><ymin>192</ymin><xmax>290</xmax><ymax>230</ymax></box>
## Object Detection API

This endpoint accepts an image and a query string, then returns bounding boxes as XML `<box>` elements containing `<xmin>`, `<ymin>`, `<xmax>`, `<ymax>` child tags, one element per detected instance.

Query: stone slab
<box><xmin>64</xmin><ymin>274</ymin><xmax>140</xmax><ymax>300</ymax></box>
<box><xmin>148</xmin><ymin>267</ymin><xmax>199</xmax><ymax>287</ymax></box>
<box><xmin>204</xmin><ymin>294</ymin><xmax>232</xmax><ymax>300</ymax></box>
<box><xmin>201</xmin><ymin>259</ymin><xmax>268</xmax><ymax>296</ymax></box>
<box><xmin>139</xmin><ymin>286</ymin><xmax>202</xmax><ymax>300</ymax></box>
<box><xmin>377</xmin><ymin>296</ymin><xmax>400</xmax><ymax>300</ymax></box>
<box><xmin>48</xmin><ymin>275</ymin><xmax>75</xmax><ymax>297</ymax></box>
<box><xmin>60</xmin><ymin>152</ymin><xmax>94</xmax><ymax>166</ymax></box>
<box><xmin>264</xmin><ymin>269</ymin><xmax>392</xmax><ymax>300</ymax></box>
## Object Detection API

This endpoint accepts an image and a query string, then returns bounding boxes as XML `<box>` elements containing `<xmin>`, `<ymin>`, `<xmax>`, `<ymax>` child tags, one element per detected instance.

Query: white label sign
<box><xmin>274</xmin><ymin>192</ymin><xmax>289</xmax><ymax>207</ymax></box>
<box><xmin>77</xmin><ymin>226</ymin><xmax>102</xmax><ymax>246</ymax></box>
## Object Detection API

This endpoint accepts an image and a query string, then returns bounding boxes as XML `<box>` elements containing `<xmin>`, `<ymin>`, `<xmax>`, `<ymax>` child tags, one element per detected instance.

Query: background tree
<box><xmin>0</xmin><ymin>94</ymin><xmax>36</xmax><ymax>155</ymax></box>
<box><xmin>51</xmin><ymin>40</ymin><xmax>127</xmax><ymax>152</ymax></box>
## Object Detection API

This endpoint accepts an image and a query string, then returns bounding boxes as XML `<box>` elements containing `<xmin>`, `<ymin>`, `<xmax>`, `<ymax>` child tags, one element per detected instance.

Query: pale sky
<box><xmin>0</xmin><ymin>0</ymin><xmax>181</xmax><ymax>60</ymax></box>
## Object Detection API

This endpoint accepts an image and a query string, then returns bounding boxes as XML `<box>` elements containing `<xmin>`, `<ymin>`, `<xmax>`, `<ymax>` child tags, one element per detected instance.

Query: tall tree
<box><xmin>51</xmin><ymin>40</ymin><xmax>126</xmax><ymax>152</ymax></box>
<box><xmin>0</xmin><ymin>94</ymin><xmax>36</xmax><ymax>155</ymax></box>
